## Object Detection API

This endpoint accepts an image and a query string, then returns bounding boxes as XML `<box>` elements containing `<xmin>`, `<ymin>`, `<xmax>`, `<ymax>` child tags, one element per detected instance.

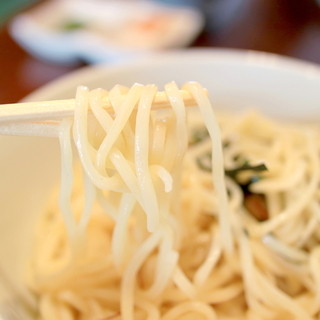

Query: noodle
<box><xmin>27</xmin><ymin>82</ymin><xmax>320</xmax><ymax>319</ymax></box>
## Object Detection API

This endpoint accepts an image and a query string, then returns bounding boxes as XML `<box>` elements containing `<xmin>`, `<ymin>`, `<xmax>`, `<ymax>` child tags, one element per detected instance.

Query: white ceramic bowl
<box><xmin>1</xmin><ymin>49</ymin><xmax>320</xmax><ymax>304</ymax></box>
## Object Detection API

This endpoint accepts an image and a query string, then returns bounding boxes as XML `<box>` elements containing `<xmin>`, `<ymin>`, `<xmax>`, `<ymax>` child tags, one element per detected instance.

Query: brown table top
<box><xmin>1</xmin><ymin>0</ymin><xmax>320</xmax><ymax>104</ymax></box>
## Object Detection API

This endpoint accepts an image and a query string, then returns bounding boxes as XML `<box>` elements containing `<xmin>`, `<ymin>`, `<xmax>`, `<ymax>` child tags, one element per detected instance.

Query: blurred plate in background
<box><xmin>9</xmin><ymin>0</ymin><xmax>204</xmax><ymax>64</ymax></box>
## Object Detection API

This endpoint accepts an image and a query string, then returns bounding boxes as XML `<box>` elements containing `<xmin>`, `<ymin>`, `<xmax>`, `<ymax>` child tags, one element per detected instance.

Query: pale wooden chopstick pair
<box><xmin>0</xmin><ymin>90</ymin><xmax>197</xmax><ymax>137</ymax></box>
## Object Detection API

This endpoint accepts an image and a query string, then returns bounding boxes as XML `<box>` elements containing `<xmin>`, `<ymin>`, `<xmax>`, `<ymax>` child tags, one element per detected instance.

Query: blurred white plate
<box><xmin>1</xmin><ymin>49</ymin><xmax>320</xmax><ymax>303</ymax></box>
<box><xmin>10</xmin><ymin>0</ymin><xmax>204</xmax><ymax>64</ymax></box>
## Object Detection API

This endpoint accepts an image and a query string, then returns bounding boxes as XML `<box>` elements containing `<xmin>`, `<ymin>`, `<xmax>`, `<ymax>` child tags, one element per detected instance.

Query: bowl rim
<box><xmin>23</xmin><ymin>48</ymin><xmax>320</xmax><ymax>102</ymax></box>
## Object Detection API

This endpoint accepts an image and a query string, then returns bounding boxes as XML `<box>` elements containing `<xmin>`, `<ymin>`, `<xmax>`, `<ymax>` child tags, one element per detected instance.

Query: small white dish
<box><xmin>10</xmin><ymin>0</ymin><xmax>204</xmax><ymax>64</ymax></box>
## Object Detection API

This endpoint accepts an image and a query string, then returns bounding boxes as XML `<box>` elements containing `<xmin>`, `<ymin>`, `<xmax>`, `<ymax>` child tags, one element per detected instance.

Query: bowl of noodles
<box><xmin>1</xmin><ymin>49</ymin><xmax>320</xmax><ymax>319</ymax></box>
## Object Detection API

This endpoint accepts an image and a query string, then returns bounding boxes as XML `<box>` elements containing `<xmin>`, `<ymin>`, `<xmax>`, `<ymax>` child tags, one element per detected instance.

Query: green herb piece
<box><xmin>225</xmin><ymin>161</ymin><xmax>268</xmax><ymax>181</ymax></box>
<box><xmin>62</xmin><ymin>20</ymin><xmax>86</xmax><ymax>31</ymax></box>
<box><xmin>190</xmin><ymin>127</ymin><xmax>209</xmax><ymax>145</ymax></box>
<box><xmin>196</xmin><ymin>151</ymin><xmax>269</xmax><ymax>221</ymax></box>
<box><xmin>196</xmin><ymin>151</ymin><xmax>211</xmax><ymax>172</ymax></box>
<box><xmin>243</xmin><ymin>228</ymin><xmax>250</xmax><ymax>237</ymax></box>
<box><xmin>197</xmin><ymin>153</ymin><xmax>267</xmax><ymax>178</ymax></box>
<box><xmin>197</xmin><ymin>152</ymin><xmax>268</xmax><ymax>194</ymax></box>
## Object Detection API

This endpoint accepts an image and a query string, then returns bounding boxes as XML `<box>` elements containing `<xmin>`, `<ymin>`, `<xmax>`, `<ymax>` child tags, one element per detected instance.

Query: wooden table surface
<box><xmin>1</xmin><ymin>0</ymin><xmax>320</xmax><ymax>104</ymax></box>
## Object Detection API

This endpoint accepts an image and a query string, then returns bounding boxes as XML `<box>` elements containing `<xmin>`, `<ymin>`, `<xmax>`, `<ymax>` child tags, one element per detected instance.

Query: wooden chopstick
<box><xmin>0</xmin><ymin>90</ymin><xmax>197</xmax><ymax>124</ymax></box>
<box><xmin>0</xmin><ymin>89</ymin><xmax>199</xmax><ymax>137</ymax></box>
<box><xmin>0</xmin><ymin>100</ymin><xmax>74</xmax><ymax>124</ymax></box>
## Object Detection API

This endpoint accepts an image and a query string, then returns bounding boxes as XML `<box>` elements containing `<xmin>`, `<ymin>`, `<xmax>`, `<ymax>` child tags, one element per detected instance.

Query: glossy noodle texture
<box><xmin>27</xmin><ymin>82</ymin><xmax>320</xmax><ymax>320</ymax></box>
